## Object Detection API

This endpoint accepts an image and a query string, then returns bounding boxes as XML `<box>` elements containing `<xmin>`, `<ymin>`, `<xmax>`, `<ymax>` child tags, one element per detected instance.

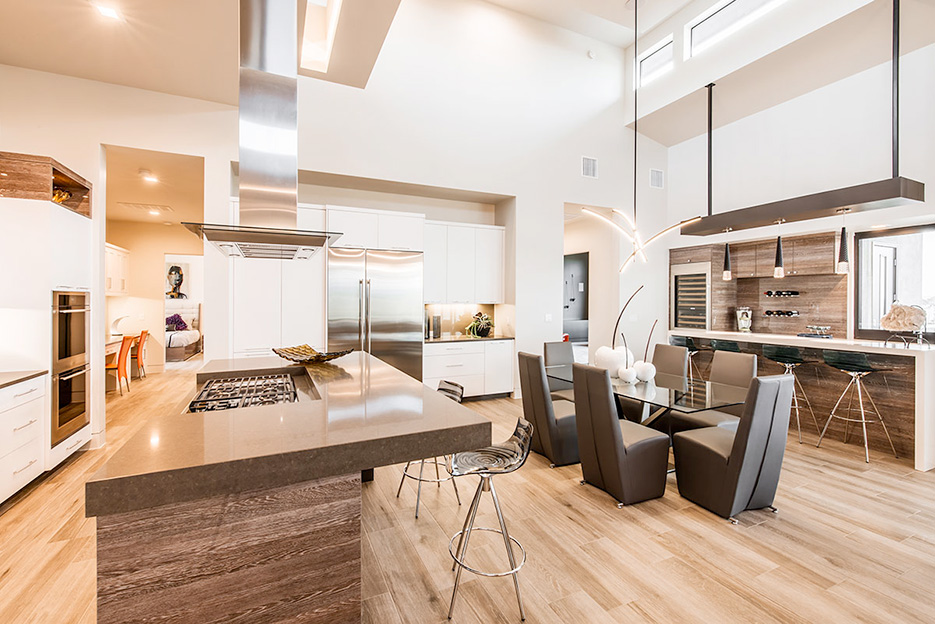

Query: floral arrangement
<box><xmin>466</xmin><ymin>312</ymin><xmax>494</xmax><ymax>337</ymax></box>
<box><xmin>165</xmin><ymin>313</ymin><xmax>188</xmax><ymax>331</ymax></box>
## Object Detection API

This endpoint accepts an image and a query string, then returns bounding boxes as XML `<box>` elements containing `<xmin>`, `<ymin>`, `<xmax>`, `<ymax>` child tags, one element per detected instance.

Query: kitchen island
<box><xmin>670</xmin><ymin>329</ymin><xmax>935</xmax><ymax>471</ymax></box>
<box><xmin>85</xmin><ymin>352</ymin><xmax>491</xmax><ymax>624</ymax></box>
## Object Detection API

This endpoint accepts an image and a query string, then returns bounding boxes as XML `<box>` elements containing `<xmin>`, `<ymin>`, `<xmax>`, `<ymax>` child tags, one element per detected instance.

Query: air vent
<box><xmin>117</xmin><ymin>202</ymin><xmax>174</xmax><ymax>214</ymax></box>
<box><xmin>581</xmin><ymin>156</ymin><xmax>598</xmax><ymax>179</ymax></box>
<box><xmin>650</xmin><ymin>169</ymin><xmax>665</xmax><ymax>189</ymax></box>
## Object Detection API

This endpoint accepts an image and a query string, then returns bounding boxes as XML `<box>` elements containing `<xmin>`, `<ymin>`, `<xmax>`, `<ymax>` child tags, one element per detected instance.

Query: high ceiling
<box><xmin>105</xmin><ymin>146</ymin><xmax>204</xmax><ymax>224</ymax></box>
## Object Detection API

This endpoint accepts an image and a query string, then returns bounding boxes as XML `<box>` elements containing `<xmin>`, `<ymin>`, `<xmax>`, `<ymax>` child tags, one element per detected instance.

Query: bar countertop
<box><xmin>670</xmin><ymin>328</ymin><xmax>935</xmax><ymax>357</ymax></box>
<box><xmin>85</xmin><ymin>352</ymin><xmax>491</xmax><ymax>517</ymax></box>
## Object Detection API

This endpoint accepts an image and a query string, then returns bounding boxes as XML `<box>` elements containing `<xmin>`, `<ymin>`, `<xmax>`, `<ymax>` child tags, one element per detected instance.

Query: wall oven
<box><xmin>52</xmin><ymin>291</ymin><xmax>90</xmax><ymax>447</ymax></box>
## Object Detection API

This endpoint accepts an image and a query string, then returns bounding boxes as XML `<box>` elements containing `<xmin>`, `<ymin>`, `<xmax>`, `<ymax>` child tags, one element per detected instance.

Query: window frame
<box><xmin>683</xmin><ymin>0</ymin><xmax>789</xmax><ymax>60</ymax></box>
<box><xmin>853</xmin><ymin>223</ymin><xmax>935</xmax><ymax>342</ymax></box>
<box><xmin>636</xmin><ymin>34</ymin><xmax>675</xmax><ymax>87</ymax></box>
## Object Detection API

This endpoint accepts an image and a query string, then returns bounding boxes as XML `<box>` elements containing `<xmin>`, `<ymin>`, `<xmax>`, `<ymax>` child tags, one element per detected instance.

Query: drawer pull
<box><xmin>14</xmin><ymin>387</ymin><xmax>38</xmax><ymax>398</ymax></box>
<box><xmin>13</xmin><ymin>419</ymin><xmax>37</xmax><ymax>432</ymax></box>
<box><xmin>13</xmin><ymin>459</ymin><xmax>37</xmax><ymax>476</ymax></box>
<box><xmin>66</xmin><ymin>438</ymin><xmax>86</xmax><ymax>451</ymax></box>
<box><xmin>445</xmin><ymin>347</ymin><xmax>463</xmax><ymax>351</ymax></box>
<box><xmin>446</xmin><ymin>364</ymin><xmax>464</xmax><ymax>368</ymax></box>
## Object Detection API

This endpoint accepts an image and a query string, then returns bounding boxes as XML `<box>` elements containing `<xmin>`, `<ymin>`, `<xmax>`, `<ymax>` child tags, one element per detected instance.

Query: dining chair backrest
<box><xmin>136</xmin><ymin>329</ymin><xmax>149</xmax><ymax>365</ymax></box>
<box><xmin>517</xmin><ymin>352</ymin><xmax>560</xmax><ymax>458</ymax></box>
<box><xmin>572</xmin><ymin>363</ymin><xmax>627</xmax><ymax>497</ymax></box>
<box><xmin>709</xmin><ymin>351</ymin><xmax>757</xmax><ymax>387</ymax></box>
<box><xmin>117</xmin><ymin>335</ymin><xmax>134</xmax><ymax>376</ymax></box>
<box><xmin>543</xmin><ymin>341</ymin><xmax>574</xmax><ymax>366</ymax></box>
<box><xmin>725</xmin><ymin>375</ymin><xmax>794</xmax><ymax>516</ymax></box>
<box><xmin>652</xmin><ymin>344</ymin><xmax>689</xmax><ymax>378</ymax></box>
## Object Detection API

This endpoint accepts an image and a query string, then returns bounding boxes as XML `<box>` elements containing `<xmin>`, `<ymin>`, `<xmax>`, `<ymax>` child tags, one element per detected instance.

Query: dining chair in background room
<box><xmin>673</xmin><ymin>375</ymin><xmax>794</xmax><ymax>523</ymax></box>
<box><xmin>517</xmin><ymin>352</ymin><xmax>579</xmax><ymax>467</ymax></box>
<box><xmin>543</xmin><ymin>341</ymin><xmax>575</xmax><ymax>403</ymax></box>
<box><xmin>573</xmin><ymin>363</ymin><xmax>669</xmax><ymax>507</ymax></box>
<box><xmin>131</xmin><ymin>330</ymin><xmax>149</xmax><ymax>379</ymax></box>
<box><xmin>105</xmin><ymin>335</ymin><xmax>134</xmax><ymax>395</ymax></box>
<box><xmin>668</xmin><ymin>351</ymin><xmax>757</xmax><ymax>435</ymax></box>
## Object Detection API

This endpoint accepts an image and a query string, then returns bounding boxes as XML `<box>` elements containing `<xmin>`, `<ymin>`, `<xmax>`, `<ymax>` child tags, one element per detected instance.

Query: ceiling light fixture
<box><xmin>95</xmin><ymin>4</ymin><xmax>121</xmax><ymax>20</ymax></box>
<box><xmin>722</xmin><ymin>228</ymin><xmax>733</xmax><ymax>281</ymax></box>
<box><xmin>149</xmin><ymin>209</ymin><xmax>161</xmax><ymax>216</ymax></box>
<box><xmin>139</xmin><ymin>169</ymin><xmax>159</xmax><ymax>183</ymax></box>
<box><xmin>836</xmin><ymin>208</ymin><xmax>850</xmax><ymax>274</ymax></box>
<box><xmin>773</xmin><ymin>219</ymin><xmax>785</xmax><ymax>279</ymax></box>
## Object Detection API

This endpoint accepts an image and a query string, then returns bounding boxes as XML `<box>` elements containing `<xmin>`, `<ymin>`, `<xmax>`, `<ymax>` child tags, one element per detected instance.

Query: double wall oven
<box><xmin>52</xmin><ymin>291</ymin><xmax>90</xmax><ymax>447</ymax></box>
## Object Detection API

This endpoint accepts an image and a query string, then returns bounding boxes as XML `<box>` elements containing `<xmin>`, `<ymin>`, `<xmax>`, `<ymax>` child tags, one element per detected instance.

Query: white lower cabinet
<box><xmin>423</xmin><ymin>339</ymin><xmax>514</xmax><ymax>397</ymax></box>
<box><xmin>0</xmin><ymin>382</ymin><xmax>46</xmax><ymax>504</ymax></box>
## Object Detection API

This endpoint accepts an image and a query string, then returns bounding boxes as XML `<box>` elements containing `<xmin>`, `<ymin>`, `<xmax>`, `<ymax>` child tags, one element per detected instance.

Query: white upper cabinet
<box><xmin>474</xmin><ymin>227</ymin><xmax>504</xmax><ymax>304</ymax></box>
<box><xmin>327</xmin><ymin>207</ymin><xmax>379</xmax><ymax>249</ymax></box>
<box><xmin>423</xmin><ymin>223</ymin><xmax>448</xmax><ymax>304</ymax></box>
<box><xmin>105</xmin><ymin>244</ymin><xmax>129</xmax><ymax>296</ymax></box>
<box><xmin>445</xmin><ymin>226</ymin><xmax>476</xmax><ymax>304</ymax></box>
<box><xmin>50</xmin><ymin>204</ymin><xmax>92</xmax><ymax>291</ymax></box>
<box><xmin>378</xmin><ymin>213</ymin><xmax>424</xmax><ymax>251</ymax></box>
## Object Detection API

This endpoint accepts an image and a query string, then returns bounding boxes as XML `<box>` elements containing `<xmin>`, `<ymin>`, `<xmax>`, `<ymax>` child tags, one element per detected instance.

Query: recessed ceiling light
<box><xmin>0</xmin><ymin>172</ymin><xmax>7</xmax><ymax>177</ymax></box>
<box><xmin>95</xmin><ymin>5</ymin><xmax>121</xmax><ymax>20</ymax></box>
<box><xmin>139</xmin><ymin>169</ymin><xmax>159</xmax><ymax>183</ymax></box>
<box><xmin>148</xmin><ymin>209</ymin><xmax>161</xmax><ymax>216</ymax></box>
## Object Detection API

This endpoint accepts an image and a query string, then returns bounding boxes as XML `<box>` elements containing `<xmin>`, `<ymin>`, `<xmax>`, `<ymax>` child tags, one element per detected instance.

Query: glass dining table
<box><xmin>544</xmin><ymin>366</ymin><xmax>749</xmax><ymax>429</ymax></box>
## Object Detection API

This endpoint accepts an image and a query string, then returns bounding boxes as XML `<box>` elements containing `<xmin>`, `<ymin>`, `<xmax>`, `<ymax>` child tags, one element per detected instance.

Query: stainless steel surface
<box><xmin>181</xmin><ymin>222</ymin><xmax>340</xmax><ymax>259</ymax></box>
<box><xmin>52</xmin><ymin>291</ymin><xmax>89</xmax><ymax>374</ymax></box>
<box><xmin>239</xmin><ymin>0</ymin><xmax>297</xmax><ymax>231</ymax></box>
<box><xmin>51</xmin><ymin>364</ymin><xmax>89</xmax><ymax>447</ymax></box>
<box><xmin>188</xmin><ymin>374</ymin><xmax>299</xmax><ymax>413</ymax></box>
<box><xmin>327</xmin><ymin>249</ymin><xmax>424</xmax><ymax>380</ymax></box>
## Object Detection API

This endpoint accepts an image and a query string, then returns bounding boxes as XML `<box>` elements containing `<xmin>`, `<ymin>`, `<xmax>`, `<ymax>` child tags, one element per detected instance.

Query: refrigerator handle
<box><xmin>359</xmin><ymin>279</ymin><xmax>365</xmax><ymax>351</ymax></box>
<box><xmin>366</xmin><ymin>279</ymin><xmax>372</xmax><ymax>352</ymax></box>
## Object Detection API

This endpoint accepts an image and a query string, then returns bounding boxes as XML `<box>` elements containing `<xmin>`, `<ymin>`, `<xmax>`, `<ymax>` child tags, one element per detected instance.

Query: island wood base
<box><xmin>96</xmin><ymin>473</ymin><xmax>362</xmax><ymax>624</ymax></box>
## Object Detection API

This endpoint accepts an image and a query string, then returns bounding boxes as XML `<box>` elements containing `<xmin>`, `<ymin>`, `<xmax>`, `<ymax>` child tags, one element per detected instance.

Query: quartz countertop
<box><xmin>0</xmin><ymin>370</ymin><xmax>47</xmax><ymax>390</ymax></box>
<box><xmin>85</xmin><ymin>352</ymin><xmax>491</xmax><ymax>517</ymax></box>
<box><xmin>425</xmin><ymin>335</ymin><xmax>514</xmax><ymax>344</ymax></box>
<box><xmin>670</xmin><ymin>328</ymin><xmax>935</xmax><ymax>357</ymax></box>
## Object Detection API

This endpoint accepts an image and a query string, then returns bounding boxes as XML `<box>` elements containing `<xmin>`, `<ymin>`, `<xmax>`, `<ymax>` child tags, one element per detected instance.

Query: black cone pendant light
<box><xmin>722</xmin><ymin>243</ymin><xmax>733</xmax><ymax>281</ymax></box>
<box><xmin>836</xmin><ymin>208</ymin><xmax>850</xmax><ymax>274</ymax></box>
<box><xmin>773</xmin><ymin>219</ymin><xmax>785</xmax><ymax>279</ymax></box>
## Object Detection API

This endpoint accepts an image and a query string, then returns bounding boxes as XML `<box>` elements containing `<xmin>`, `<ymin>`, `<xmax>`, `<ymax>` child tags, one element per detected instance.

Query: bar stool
<box><xmin>396</xmin><ymin>380</ymin><xmax>463</xmax><ymax>518</ymax></box>
<box><xmin>762</xmin><ymin>345</ymin><xmax>819</xmax><ymax>443</ymax></box>
<box><xmin>817</xmin><ymin>350</ymin><xmax>898</xmax><ymax>463</ymax></box>
<box><xmin>710</xmin><ymin>339</ymin><xmax>741</xmax><ymax>353</ymax></box>
<box><xmin>447</xmin><ymin>417</ymin><xmax>533</xmax><ymax>621</ymax></box>
<box><xmin>669</xmin><ymin>335</ymin><xmax>704</xmax><ymax>383</ymax></box>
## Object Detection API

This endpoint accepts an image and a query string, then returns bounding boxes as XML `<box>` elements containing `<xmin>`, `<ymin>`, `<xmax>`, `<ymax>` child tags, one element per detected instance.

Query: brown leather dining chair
<box><xmin>573</xmin><ymin>363</ymin><xmax>669</xmax><ymax>507</ymax></box>
<box><xmin>673</xmin><ymin>375</ymin><xmax>794</xmax><ymax>523</ymax></box>
<box><xmin>669</xmin><ymin>350</ymin><xmax>757</xmax><ymax>435</ymax></box>
<box><xmin>518</xmin><ymin>352</ymin><xmax>578</xmax><ymax>467</ymax></box>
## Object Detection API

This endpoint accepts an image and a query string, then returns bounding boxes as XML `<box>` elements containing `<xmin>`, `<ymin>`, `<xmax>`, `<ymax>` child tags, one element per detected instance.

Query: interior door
<box><xmin>365</xmin><ymin>250</ymin><xmax>423</xmax><ymax>380</ymax></box>
<box><xmin>871</xmin><ymin>244</ymin><xmax>897</xmax><ymax>326</ymax></box>
<box><xmin>327</xmin><ymin>248</ymin><xmax>367</xmax><ymax>353</ymax></box>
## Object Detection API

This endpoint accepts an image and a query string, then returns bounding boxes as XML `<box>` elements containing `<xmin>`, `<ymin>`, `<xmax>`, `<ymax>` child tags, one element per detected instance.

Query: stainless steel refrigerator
<box><xmin>328</xmin><ymin>248</ymin><xmax>423</xmax><ymax>380</ymax></box>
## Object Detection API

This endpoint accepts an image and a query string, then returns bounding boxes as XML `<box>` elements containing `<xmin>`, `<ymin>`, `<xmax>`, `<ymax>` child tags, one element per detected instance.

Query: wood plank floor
<box><xmin>2</xmin><ymin>359</ymin><xmax>935</xmax><ymax>623</ymax></box>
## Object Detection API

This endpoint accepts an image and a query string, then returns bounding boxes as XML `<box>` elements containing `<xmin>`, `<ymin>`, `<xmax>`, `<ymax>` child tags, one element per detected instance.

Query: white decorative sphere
<box><xmin>633</xmin><ymin>361</ymin><xmax>657</xmax><ymax>382</ymax></box>
<box><xmin>617</xmin><ymin>366</ymin><xmax>638</xmax><ymax>384</ymax></box>
<box><xmin>595</xmin><ymin>346</ymin><xmax>635</xmax><ymax>377</ymax></box>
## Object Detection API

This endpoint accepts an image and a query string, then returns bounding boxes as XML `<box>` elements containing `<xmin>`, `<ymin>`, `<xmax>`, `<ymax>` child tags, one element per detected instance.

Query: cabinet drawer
<box><xmin>424</xmin><ymin>341</ymin><xmax>485</xmax><ymax>357</ymax></box>
<box><xmin>423</xmin><ymin>374</ymin><xmax>485</xmax><ymax>398</ymax></box>
<box><xmin>0</xmin><ymin>376</ymin><xmax>46</xmax><ymax>414</ymax></box>
<box><xmin>424</xmin><ymin>353</ymin><xmax>485</xmax><ymax>378</ymax></box>
<box><xmin>0</xmin><ymin>436</ymin><xmax>43</xmax><ymax>503</ymax></box>
<box><xmin>47</xmin><ymin>426</ymin><xmax>90</xmax><ymax>471</ymax></box>
<box><xmin>0</xmin><ymin>397</ymin><xmax>43</xmax><ymax>459</ymax></box>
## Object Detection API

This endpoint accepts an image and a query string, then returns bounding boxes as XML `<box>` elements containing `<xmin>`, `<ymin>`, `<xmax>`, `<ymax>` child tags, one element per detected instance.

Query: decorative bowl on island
<box><xmin>272</xmin><ymin>345</ymin><xmax>354</xmax><ymax>364</ymax></box>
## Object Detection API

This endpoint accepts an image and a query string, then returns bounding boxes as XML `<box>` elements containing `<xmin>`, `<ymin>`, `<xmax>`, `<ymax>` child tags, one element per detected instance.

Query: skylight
<box><xmin>637</xmin><ymin>35</ymin><xmax>675</xmax><ymax>87</ymax></box>
<box><xmin>685</xmin><ymin>0</ymin><xmax>789</xmax><ymax>59</ymax></box>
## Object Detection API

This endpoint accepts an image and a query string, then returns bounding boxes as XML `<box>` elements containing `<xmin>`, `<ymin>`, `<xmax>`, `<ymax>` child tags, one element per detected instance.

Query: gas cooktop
<box><xmin>188</xmin><ymin>374</ymin><xmax>298</xmax><ymax>413</ymax></box>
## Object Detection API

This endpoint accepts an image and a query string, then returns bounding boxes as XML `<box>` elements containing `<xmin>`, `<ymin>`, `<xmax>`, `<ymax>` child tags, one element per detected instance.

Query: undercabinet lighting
<box><xmin>95</xmin><ymin>5</ymin><xmax>121</xmax><ymax>20</ymax></box>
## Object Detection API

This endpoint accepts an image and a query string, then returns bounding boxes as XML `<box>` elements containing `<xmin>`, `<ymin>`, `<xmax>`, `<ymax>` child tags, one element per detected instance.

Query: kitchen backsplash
<box><xmin>424</xmin><ymin>303</ymin><xmax>496</xmax><ymax>337</ymax></box>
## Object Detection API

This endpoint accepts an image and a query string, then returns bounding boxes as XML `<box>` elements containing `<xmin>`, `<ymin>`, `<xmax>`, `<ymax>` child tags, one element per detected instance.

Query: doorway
<box><xmin>563</xmin><ymin>252</ymin><xmax>588</xmax><ymax>362</ymax></box>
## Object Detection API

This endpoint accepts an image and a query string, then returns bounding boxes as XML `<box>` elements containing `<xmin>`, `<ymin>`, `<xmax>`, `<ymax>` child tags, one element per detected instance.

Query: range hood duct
<box><xmin>184</xmin><ymin>0</ymin><xmax>342</xmax><ymax>259</ymax></box>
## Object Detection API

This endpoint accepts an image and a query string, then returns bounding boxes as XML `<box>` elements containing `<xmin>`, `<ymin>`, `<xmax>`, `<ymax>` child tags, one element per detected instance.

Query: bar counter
<box><xmin>85</xmin><ymin>352</ymin><xmax>491</xmax><ymax>624</ymax></box>
<box><xmin>670</xmin><ymin>329</ymin><xmax>935</xmax><ymax>471</ymax></box>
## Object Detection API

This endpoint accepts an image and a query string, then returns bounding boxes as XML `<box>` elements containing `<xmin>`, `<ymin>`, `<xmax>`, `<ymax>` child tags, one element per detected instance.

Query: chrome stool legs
<box><xmin>396</xmin><ymin>457</ymin><xmax>461</xmax><ymax>519</ymax></box>
<box><xmin>816</xmin><ymin>371</ymin><xmax>898</xmax><ymax>463</ymax></box>
<box><xmin>687</xmin><ymin>350</ymin><xmax>704</xmax><ymax>384</ymax></box>
<box><xmin>448</xmin><ymin>475</ymin><xmax>526</xmax><ymax>621</ymax></box>
<box><xmin>780</xmin><ymin>363</ymin><xmax>819</xmax><ymax>443</ymax></box>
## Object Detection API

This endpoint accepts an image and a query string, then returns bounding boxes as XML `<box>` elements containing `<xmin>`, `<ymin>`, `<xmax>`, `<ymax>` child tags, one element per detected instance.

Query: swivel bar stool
<box><xmin>396</xmin><ymin>380</ymin><xmax>463</xmax><ymax>518</ymax></box>
<box><xmin>762</xmin><ymin>344</ymin><xmax>819</xmax><ymax>443</ymax></box>
<box><xmin>669</xmin><ymin>335</ymin><xmax>704</xmax><ymax>383</ymax></box>
<box><xmin>817</xmin><ymin>350</ymin><xmax>898</xmax><ymax>463</ymax></box>
<box><xmin>447</xmin><ymin>418</ymin><xmax>533</xmax><ymax>621</ymax></box>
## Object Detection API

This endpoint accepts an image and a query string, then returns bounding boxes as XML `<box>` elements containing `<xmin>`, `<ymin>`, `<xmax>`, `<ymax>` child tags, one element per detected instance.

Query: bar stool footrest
<box><xmin>448</xmin><ymin>527</ymin><xmax>526</xmax><ymax>577</ymax></box>
<box><xmin>401</xmin><ymin>458</ymin><xmax>454</xmax><ymax>484</ymax></box>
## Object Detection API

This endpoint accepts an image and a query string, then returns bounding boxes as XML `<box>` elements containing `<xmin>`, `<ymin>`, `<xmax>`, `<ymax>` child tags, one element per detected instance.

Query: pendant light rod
<box><xmin>706</xmin><ymin>82</ymin><xmax>715</xmax><ymax>217</ymax></box>
<box><xmin>632</xmin><ymin>0</ymin><xmax>639</xmax><ymax>223</ymax></box>
<box><xmin>892</xmin><ymin>0</ymin><xmax>900</xmax><ymax>178</ymax></box>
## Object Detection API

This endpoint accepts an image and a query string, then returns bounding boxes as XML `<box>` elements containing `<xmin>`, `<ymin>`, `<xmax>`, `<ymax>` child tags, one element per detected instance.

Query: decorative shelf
<box><xmin>0</xmin><ymin>151</ymin><xmax>91</xmax><ymax>218</ymax></box>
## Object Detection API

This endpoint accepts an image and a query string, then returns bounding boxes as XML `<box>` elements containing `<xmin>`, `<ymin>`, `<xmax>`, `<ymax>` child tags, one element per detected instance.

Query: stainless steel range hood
<box><xmin>184</xmin><ymin>0</ymin><xmax>341</xmax><ymax>259</ymax></box>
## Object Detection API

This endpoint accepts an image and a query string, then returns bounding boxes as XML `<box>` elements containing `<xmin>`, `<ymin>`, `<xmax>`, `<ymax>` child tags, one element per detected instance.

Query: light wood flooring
<box><xmin>3</xmin><ymin>359</ymin><xmax>935</xmax><ymax>623</ymax></box>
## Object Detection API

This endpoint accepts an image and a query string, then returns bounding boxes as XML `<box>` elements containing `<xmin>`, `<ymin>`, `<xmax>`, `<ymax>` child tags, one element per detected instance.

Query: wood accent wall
<box><xmin>670</xmin><ymin>233</ymin><xmax>846</xmax><ymax>336</ymax></box>
<box><xmin>686</xmin><ymin>340</ymin><xmax>916</xmax><ymax>461</ymax></box>
<box><xmin>0</xmin><ymin>151</ymin><xmax>91</xmax><ymax>217</ymax></box>
<box><xmin>96</xmin><ymin>473</ymin><xmax>362</xmax><ymax>624</ymax></box>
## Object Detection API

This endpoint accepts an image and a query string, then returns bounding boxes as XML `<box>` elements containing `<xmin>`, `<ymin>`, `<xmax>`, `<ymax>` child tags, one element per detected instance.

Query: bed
<box><xmin>165</xmin><ymin>301</ymin><xmax>203</xmax><ymax>362</ymax></box>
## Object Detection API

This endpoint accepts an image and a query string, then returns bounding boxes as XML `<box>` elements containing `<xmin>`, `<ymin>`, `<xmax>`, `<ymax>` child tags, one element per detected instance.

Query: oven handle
<box><xmin>58</xmin><ymin>367</ymin><xmax>89</xmax><ymax>381</ymax></box>
<box><xmin>53</xmin><ymin>308</ymin><xmax>90</xmax><ymax>314</ymax></box>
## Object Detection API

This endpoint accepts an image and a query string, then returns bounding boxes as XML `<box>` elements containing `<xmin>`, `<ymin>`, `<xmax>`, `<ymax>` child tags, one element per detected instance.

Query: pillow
<box><xmin>165</xmin><ymin>314</ymin><xmax>188</xmax><ymax>331</ymax></box>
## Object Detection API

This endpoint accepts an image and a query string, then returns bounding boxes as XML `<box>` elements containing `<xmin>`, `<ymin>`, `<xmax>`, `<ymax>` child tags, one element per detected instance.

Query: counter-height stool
<box><xmin>762</xmin><ymin>345</ymin><xmax>819</xmax><ymax>443</ymax></box>
<box><xmin>447</xmin><ymin>418</ymin><xmax>533</xmax><ymax>621</ymax></box>
<box><xmin>669</xmin><ymin>335</ymin><xmax>704</xmax><ymax>383</ymax></box>
<box><xmin>817</xmin><ymin>350</ymin><xmax>898</xmax><ymax>463</ymax></box>
<box><xmin>544</xmin><ymin>341</ymin><xmax>575</xmax><ymax>403</ymax></box>
<box><xmin>396</xmin><ymin>380</ymin><xmax>463</xmax><ymax>518</ymax></box>
<box><xmin>710</xmin><ymin>339</ymin><xmax>741</xmax><ymax>353</ymax></box>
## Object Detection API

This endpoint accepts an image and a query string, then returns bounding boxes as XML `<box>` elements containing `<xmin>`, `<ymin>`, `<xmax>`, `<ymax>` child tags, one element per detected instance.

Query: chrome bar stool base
<box><xmin>396</xmin><ymin>457</ymin><xmax>460</xmax><ymax>519</ymax></box>
<box><xmin>780</xmin><ymin>362</ymin><xmax>819</xmax><ymax>443</ymax></box>
<box><xmin>816</xmin><ymin>371</ymin><xmax>898</xmax><ymax>463</ymax></box>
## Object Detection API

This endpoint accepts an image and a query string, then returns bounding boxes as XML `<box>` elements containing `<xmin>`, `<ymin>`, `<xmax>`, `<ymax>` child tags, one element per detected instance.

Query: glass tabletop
<box><xmin>544</xmin><ymin>365</ymin><xmax>748</xmax><ymax>414</ymax></box>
